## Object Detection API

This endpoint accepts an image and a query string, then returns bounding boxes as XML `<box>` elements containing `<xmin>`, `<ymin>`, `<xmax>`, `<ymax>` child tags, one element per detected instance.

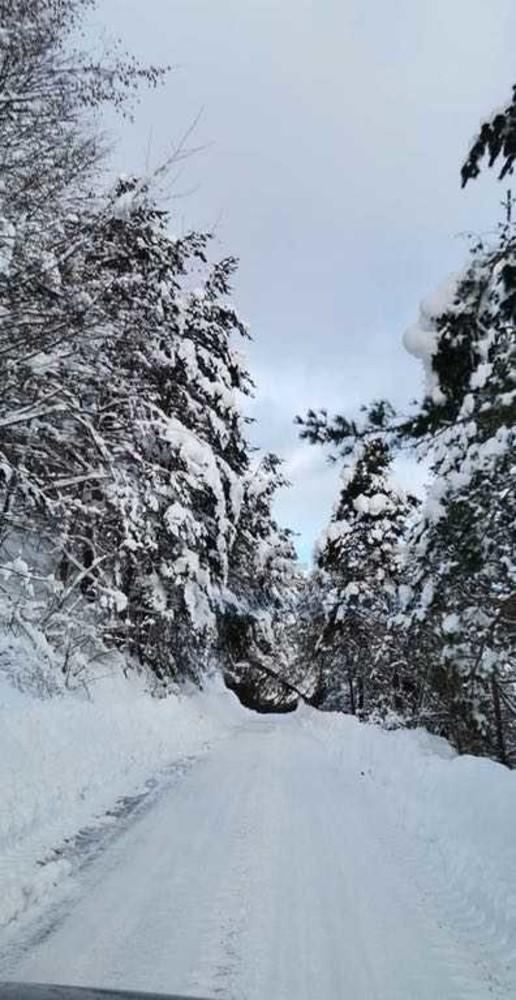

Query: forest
<box><xmin>0</xmin><ymin>0</ymin><xmax>514</xmax><ymax>765</ymax></box>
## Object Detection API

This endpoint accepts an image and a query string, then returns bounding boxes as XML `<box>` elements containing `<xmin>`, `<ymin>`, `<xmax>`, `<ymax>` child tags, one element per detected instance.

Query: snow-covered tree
<box><xmin>23</xmin><ymin>180</ymin><xmax>255</xmax><ymax>682</ymax></box>
<box><xmin>313</xmin><ymin>440</ymin><xmax>417</xmax><ymax>718</ymax></box>
<box><xmin>95</xmin><ymin>190</ymin><xmax>254</xmax><ymax>681</ymax></box>
<box><xmin>399</xmin><ymin>230</ymin><xmax>516</xmax><ymax>760</ymax></box>
<box><xmin>0</xmin><ymin>0</ymin><xmax>163</xmax><ymax>364</ymax></box>
<box><xmin>298</xmin><ymin>223</ymin><xmax>515</xmax><ymax>757</ymax></box>
<box><xmin>462</xmin><ymin>84</ymin><xmax>516</xmax><ymax>186</ymax></box>
<box><xmin>0</xmin><ymin>2</ymin><xmax>266</xmax><ymax>688</ymax></box>
<box><xmin>0</xmin><ymin>1</ymin><xmax>166</xmax><ymax>676</ymax></box>
<box><xmin>221</xmin><ymin>454</ymin><xmax>302</xmax><ymax>711</ymax></box>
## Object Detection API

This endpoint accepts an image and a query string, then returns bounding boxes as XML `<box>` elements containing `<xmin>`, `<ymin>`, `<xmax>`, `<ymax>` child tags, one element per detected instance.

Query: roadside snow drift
<box><xmin>0</xmin><ymin>646</ymin><xmax>246</xmax><ymax>928</ymax></box>
<box><xmin>2</xmin><ymin>654</ymin><xmax>516</xmax><ymax>997</ymax></box>
<box><xmin>300</xmin><ymin>705</ymin><xmax>516</xmax><ymax>964</ymax></box>
<box><xmin>3</xmin><ymin>707</ymin><xmax>516</xmax><ymax>999</ymax></box>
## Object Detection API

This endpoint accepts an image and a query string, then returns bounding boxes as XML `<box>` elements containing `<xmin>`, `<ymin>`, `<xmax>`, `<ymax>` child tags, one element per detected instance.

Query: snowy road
<box><xmin>1</xmin><ymin>713</ymin><xmax>511</xmax><ymax>999</ymax></box>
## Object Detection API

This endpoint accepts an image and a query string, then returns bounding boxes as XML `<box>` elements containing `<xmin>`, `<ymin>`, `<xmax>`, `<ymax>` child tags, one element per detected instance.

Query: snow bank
<box><xmin>0</xmin><ymin>644</ymin><xmax>246</xmax><ymax>929</ymax></box>
<box><xmin>300</xmin><ymin>706</ymin><xmax>516</xmax><ymax>959</ymax></box>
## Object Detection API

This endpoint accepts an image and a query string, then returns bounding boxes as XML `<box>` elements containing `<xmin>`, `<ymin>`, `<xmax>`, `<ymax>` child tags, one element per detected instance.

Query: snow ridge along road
<box><xmin>2</xmin><ymin>711</ymin><xmax>515</xmax><ymax>1000</ymax></box>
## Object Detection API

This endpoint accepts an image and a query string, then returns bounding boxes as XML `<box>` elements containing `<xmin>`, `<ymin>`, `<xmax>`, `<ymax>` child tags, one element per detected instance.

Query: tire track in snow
<box><xmin>2</xmin><ymin>714</ymin><xmax>514</xmax><ymax>999</ymax></box>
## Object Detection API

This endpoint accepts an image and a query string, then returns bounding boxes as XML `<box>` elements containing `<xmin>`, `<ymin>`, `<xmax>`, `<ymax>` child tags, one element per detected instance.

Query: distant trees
<box><xmin>312</xmin><ymin>440</ymin><xmax>417</xmax><ymax>719</ymax></box>
<box><xmin>220</xmin><ymin>454</ymin><xmax>303</xmax><ymax>712</ymax></box>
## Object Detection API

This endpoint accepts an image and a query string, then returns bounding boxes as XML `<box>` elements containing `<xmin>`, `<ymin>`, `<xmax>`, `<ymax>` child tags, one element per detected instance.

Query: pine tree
<box><xmin>462</xmin><ymin>84</ymin><xmax>516</xmax><ymax>186</ymax></box>
<box><xmin>314</xmin><ymin>440</ymin><xmax>417</xmax><ymax>718</ymax></box>
<box><xmin>221</xmin><ymin>454</ymin><xmax>301</xmax><ymax>711</ymax></box>
<box><xmin>46</xmin><ymin>181</ymin><xmax>256</xmax><ymax>682</ymax></box>
<box><xmin>400</xmin><ymin>226</ymin><xmax>516</xmax><ymax>760</ymax></box>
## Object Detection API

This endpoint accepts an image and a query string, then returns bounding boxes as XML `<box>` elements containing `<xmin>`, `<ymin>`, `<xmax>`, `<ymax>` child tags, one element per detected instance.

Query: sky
<box><xmin>90</xmin><ymin>0</ymin><xmax>516</xmax><ymax>563</ymax></box>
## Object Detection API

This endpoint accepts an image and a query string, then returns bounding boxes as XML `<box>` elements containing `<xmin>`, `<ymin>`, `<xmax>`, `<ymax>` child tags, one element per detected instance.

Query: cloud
<box><xmin>94</xmin><ymin>0</ymin><xmax>516</xmax><ymax>554</ymax></box>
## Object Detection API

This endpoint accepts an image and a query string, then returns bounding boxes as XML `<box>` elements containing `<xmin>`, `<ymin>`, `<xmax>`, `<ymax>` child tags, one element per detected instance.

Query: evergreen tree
<box><xmin>314</xmin><ymin>440</ymin><xmax>416</xmax><ymax>718</ymax></box>
<box><xmin>221</xmin><ymin>454</ymin><xmax>302</xmax><ymax>711</ymax></box>
<box><xmin>0</xmin><ymin>2</ymin><xmax>267</xmax><ymax>689</ymax></box>
<box><xmin>400</xmin><ymin>228</ymin><xmax>516</xmax><ymax>760</ymax></box>
<box><xmin>298</xmin><ymin>225</ymin><xmax>515</xmax><ymax>757</ymax></box>
<box><xmin>4</xmin><ymin>176</ymin><xmax>257</xmax><ymax>682</ymax></box>
<box><xmin>462</xmin><ymin>84</ymin><xmax>516</xmax><ymax>186</ymax></box>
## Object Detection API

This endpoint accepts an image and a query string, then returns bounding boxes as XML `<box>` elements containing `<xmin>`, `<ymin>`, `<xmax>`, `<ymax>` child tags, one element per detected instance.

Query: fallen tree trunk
<box><xmin>224</xmin><ymin>653</ymin><xmax>314</xmax><ymax>713</ymax></box>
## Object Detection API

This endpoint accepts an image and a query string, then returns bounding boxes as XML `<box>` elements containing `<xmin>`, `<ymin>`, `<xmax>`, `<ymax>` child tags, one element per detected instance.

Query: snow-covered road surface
<box><xmin>2</xmin><ymin>712</ymin><xmax>513</xmax><ymax>999</ymax></box>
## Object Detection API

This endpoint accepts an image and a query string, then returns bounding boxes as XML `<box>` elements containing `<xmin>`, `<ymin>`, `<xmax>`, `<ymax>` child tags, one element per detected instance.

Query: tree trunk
<box><xmin>348</xmin><ymin>676</ymin><xmax>356</xmax><ymax>715</ymax></box>
<box><xmin>491</xmin><ymin>674</ymin><xmax>508</xmax><ymax>766</ymax></box>
<box><xmin>357</xmin><ymin>675</ymin><xmax>365</xmax><ymax>716</ymax></box>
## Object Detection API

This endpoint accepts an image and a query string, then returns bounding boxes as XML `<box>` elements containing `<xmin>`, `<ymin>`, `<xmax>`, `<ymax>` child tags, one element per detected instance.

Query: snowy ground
<box><xmin>1</xmin><ymin>685</ymin><xmax>516</xmax><ymax>999</ymax></box>
<box><xmin>0</xmin><ymin>644</ymin><xmax>245</xmax><ymax>932</ymax></box>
